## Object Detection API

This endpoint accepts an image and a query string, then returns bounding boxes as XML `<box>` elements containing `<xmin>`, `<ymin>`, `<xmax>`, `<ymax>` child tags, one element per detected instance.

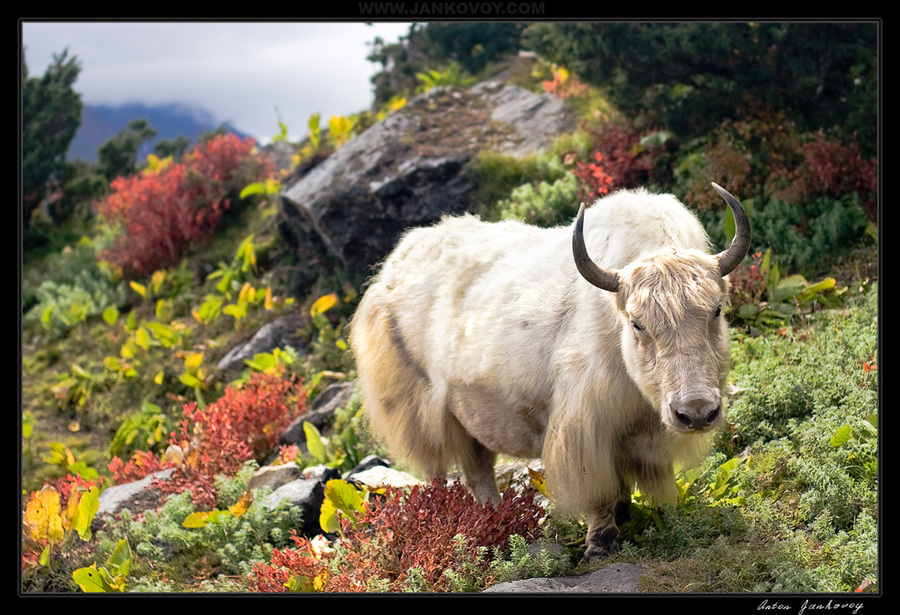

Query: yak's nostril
<box><xmin>675</xmin><ymin>411</ymin><xmax>695</xmax><ymax>429</ymax></box>
<box><xmin>671</xmin><ymin>394</ymin><xmax>721</xmax><ymax>431</ymax></box>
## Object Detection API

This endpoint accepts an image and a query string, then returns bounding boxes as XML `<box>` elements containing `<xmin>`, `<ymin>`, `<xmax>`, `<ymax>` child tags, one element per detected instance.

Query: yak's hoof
<box><xmin>583</xmin><ymin>527</ymin><xmax>621</xmax><ymax>560</ymax></box>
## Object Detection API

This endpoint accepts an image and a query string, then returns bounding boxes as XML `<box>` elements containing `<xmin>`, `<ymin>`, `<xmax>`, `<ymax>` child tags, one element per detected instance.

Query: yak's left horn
<box><xmin>711</xmin><ymin>182</ymin><xmax>751</xmax><ymax>277</ymax></box>
<box><xmin>573</xmin><ymin>203</ymin><xmax>621</xmax><ymax>292</ymax></box>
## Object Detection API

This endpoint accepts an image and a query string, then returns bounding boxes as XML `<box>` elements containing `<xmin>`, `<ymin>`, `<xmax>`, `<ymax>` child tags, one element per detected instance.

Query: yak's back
<box><xmin>580</xmin><ymin>188</ymin><xmax>711</xmax><ymax>270</ymax></box>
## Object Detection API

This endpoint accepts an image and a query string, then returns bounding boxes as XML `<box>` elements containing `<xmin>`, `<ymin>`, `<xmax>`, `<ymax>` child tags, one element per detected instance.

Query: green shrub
<box><xmin>748</xmin><ymin>192</ymin><xmax>869</xmax><ymax>276</ymax></box>
<box><xmin>496</xmin><ymin>171</ymin><xmax>580</xmax><ymax>227</ymax></box>
<box><xmin>23</xmin><ymin>239</ymin><xmax>129</xmax><ymax>339</ymax></box>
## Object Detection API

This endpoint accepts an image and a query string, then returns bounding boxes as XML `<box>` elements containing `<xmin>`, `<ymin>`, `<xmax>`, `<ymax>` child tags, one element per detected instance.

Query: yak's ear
<box><xmin>573</xmin><ymin>203</ymin><xmax>620</xmax><ymax>292</ymax></box>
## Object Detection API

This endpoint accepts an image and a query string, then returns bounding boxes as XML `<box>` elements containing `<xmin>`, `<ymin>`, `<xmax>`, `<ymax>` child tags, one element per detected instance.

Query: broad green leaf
<box><xmin>796</xmin><ymin>277</ymin><xmax>836</xmax><ymax>304</ymax></box>
<box><xmin>180</xmin><ymin>373</ymin><xmax>204</xmax><ymax>388</ymax></box>
<box><xmin>182</xmin><ymin>509</ymin><xmax>231</xmax><ymax>528</ymax></box>
<box><xmin>830</xmin><ymin>424</ymin><xmax>853</xmax><ymax>448</ymax></box>
<box><xmin>147</xmin><ymin>321</ymin><xmax>178</xmax><ymax>347</ymax></box>
<box><xmin>102</xmin><ymin>305</ymin><xmax>119</xmax><ymax>325</ymax></box>
<box><xmin>183</xmin><ymin>351</ymin><xmax>204</xmax><ymax>372</ymax></box>
<box><xmin>319</xmin><ymin>496</ymin><xmax>340</xmax><ymax>533</ymax></box>
<box><xmin>106</xmin><ymin>538</ymin><xmax>132</xmax><ymax>579</ymax></box>
<box><xmin>74</xmin><ymin>486</ymin><xmax>100</xmax><ymax>540</ymax></box>
<box><xmin>303</xmin><ymin>421</ymin><xmax>327</xmax><ymax>463</ymax></box>
<box><xmin>73</xmin><ymin>564</ymin><xmax>117</xmax><ymax>592</ymax></box>
<box><xmin>321</xmin><ymin>478</ymin><xmax>368</xmax><ymax>532</ymax></box>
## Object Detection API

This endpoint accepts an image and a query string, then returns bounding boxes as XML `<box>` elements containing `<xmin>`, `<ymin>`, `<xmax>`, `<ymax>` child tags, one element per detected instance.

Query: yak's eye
<box><xmin>714</xmin><ymin>304</ymin><xmax>722</xmax><ymax>318</ymax></box>
<box><xmin>631</xmin><ymin>320</ymin><xmax>644</xmax><ymax>333</ymax></box>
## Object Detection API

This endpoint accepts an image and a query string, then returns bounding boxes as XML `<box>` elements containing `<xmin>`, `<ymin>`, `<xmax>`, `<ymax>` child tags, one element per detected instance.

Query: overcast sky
<box><xmin>21</xmin><ymin>21</ymin><xmax>414</xmax><ymax>143</ymax></box>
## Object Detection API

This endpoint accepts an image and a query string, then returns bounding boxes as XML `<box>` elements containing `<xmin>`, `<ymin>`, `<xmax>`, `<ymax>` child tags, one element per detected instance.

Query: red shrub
<box><xmin>770</xmin><ymin>130</ymin><xmax>877</xmax><ymax>222</ymax></box>
<box><xmin>96</xmin><ymin>134</ymin><xmax>272</xmax><ymax>277</ymax></box>
<box><xmin>109</xmin><ymin>450</ymin><xmax>172</xmax><ymax>485</ymax></box>
<box><xmin>251</xmin><ymin>478</ymin><xmax>545</xmax><ymax>592</ymax></box>
<box><xmin>727</xmin><ymin>251</ymin><xmax>767</xmax><ymax>313</ymax></box>
<box><xmin>575</xmin><ymin>122</ymin><xmax>657</xmax><ymax>202</ymax></box>
<box><xmin>108</xmin><ymin>371</ymin><xmax>307</xmax><ymax>509</ymax></box>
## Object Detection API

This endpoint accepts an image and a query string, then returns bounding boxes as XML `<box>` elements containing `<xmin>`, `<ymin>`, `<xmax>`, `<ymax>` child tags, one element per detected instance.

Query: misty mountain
<box><xmin>68</xmin><ymin>102</ymin><xmax>252</xmax><ymax>163</ymax></box>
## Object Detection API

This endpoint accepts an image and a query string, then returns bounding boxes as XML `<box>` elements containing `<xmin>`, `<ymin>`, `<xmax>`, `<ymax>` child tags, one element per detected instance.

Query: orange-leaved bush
<box><xmin>109</xmin><ymin>371</ymin><xmax>307</xmax><ymax>509</ymax></box>
<box><xmin>95</xmin><ymin>134</ymin><xmax>272</xmax><ymax>277</ymax></box>
<box><xmin>251</xmin><ymin>478</ymin><xmax>545</xmax><ymax>592</ymax></box>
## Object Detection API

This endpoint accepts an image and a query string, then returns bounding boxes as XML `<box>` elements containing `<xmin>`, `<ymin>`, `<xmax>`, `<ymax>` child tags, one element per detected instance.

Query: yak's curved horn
<box><xmin>573</xmin><ymin>203</ymin><xmax>621</xmax><ymax>292</ymax></box>
<box><xmin>711</xmin><ymin>182</ymin><xmax>752</xmax><ymax>277</ymax></box>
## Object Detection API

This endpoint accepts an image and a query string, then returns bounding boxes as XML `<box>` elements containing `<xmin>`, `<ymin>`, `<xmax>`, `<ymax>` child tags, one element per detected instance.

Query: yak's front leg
<box><xmin>461</xmin><ymin>438</ymin><xmax>501</xmax><ymax>504</ymax></box>
<box><xmin>584</xmin><ymin>490</ymin><xmax>632</xmax><ymax>559</ymax></box>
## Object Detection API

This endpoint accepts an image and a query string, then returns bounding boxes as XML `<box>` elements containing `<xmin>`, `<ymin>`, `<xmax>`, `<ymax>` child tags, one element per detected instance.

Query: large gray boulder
<box><xmin>484</xmin><ymin>563</ymin><xmax>645</xmax><ymax>593</ymax></box>
<box><xmin>278</xmin><ymin>81</ymin><xmax>574</xmax><ymax>287</ymax></box>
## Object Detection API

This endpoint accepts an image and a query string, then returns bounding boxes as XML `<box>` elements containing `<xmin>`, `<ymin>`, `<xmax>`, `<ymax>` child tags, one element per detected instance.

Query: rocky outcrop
<box><xmin>278</xmin><ymin>81</ymin><xmax>575</xmax><ymax>289</ymax></box>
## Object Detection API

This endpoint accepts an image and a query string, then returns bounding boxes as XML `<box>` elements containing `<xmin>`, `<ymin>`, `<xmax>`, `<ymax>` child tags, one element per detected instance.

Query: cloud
<box><xmin>22</xmin><ymin>21</ymin><xmax>412</xmax><ymax>142</ymax></box>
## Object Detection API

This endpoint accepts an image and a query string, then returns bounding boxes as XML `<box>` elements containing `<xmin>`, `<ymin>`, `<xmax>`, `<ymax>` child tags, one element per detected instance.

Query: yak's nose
<box><xmin>671</xmin><ymin>392</ymin><xmax>722</xmax><ymax>431</ymax></box>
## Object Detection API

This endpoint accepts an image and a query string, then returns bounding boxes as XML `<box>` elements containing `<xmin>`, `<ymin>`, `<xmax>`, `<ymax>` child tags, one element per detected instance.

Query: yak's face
<box><xmin>615</xmin><ymin>251</ymin><xmax>731</xmax><ymax>433</ymax></box>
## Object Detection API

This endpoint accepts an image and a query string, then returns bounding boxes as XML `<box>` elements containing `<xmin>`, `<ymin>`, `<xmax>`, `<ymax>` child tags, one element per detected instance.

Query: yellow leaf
<box><xmin>154</xmin><ymin>370</ymin><xmax>164</xmax><ymax>385</ymax></box>
<box><xmin>264</xmin><ymin>286</ymin><xmax>274</xmax><ymax>310</ymax></box>
<box><xmin>135</xmin><ymin>327</ymin><xmax>151</xmax><ymax>351</ymax></box>
<box><xmin>151</xmin><ymin>270</ymin><xmax>165</xmax><ymax>293</ymax></box>
<box><xmin>25</xmin><ymin>485</ymin><xmax>65</xmax><ymax>544</ymax></box>
<box><xmin>228</xmin><ymin>490</ymin><xmax>254</xmax><ymax>517</ymax></box>
<box><xmin>181</xmin><ymin>512</ymin><xmax>212</xmax><ymax>528</ymax></box>
<box><xmin>527</xmin><ymin>466</ymin><xmax>549</xmax><ymax>498</ymax></box>
<box><xmin>129</xmin><ymin>281</ymin><xmax>147</xmax><ymax>298</ymax></box>
<box><xmin>310</xmin><ymin>292</ymin><xmax>338</xmax><ymax>318</ymax></box>
<box><xmin>183</xmin><ymin>352</ymin><xmax>204</xmax><ymax>372</ymax></box>
<box><xmin>238</xmin><ymin>282</ymin><xmax>254</xmax><ymax>305</ymax></box>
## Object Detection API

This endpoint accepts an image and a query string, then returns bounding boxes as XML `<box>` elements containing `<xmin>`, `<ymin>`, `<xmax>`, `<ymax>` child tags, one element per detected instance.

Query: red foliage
<box><xmin>574</xmin><ymin>151</ymin><xmax>615</xmax><ymax>201</ymax></box>
<box><xmin>251</xmin><ymin>478</ymin><xmax>545</xmax><ymax>592</ymax></box>
<box><xmin>108</xmin><ymin>450</ymin><xmax>172</xmax><ymax>485</ymax></box>
<box><xmin>95</xmin><ymin>134</ymin><xmax>272</xmax><ymax>277</ymax></box>
<box><xmin>727</xmin><ymin>251</ymin><xmax>767</xmax><ymax>313</ymax></box>
<box><xmin>575</xmin><ymin>123</ymin><xmax>657</xmax><ymax>202</ymax></box>
<box><xmin>770</xmin><ymin>130</ymin><xmax>877</xmax><ymax>222</ymax></box>
<box><xmin>108</xmin><ymin>371</ymin><xmax>307</xmax><ymax>509</ymax></box>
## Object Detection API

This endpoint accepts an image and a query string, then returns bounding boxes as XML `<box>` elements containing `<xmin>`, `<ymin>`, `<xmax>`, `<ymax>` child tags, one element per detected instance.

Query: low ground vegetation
<box><xmin>21</xmin><ymin>51</ymin><xmax>877</xmax><ymax>593</ymax></box>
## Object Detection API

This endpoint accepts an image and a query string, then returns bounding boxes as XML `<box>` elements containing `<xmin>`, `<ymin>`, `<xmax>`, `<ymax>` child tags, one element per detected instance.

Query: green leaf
<box><xmin>320</xmin><ymin>479</ymin><xmax>367</xmax><ymax>531</ymax></box>
<box><xmin>106</xmin><ymin>538</ymin><xmax>132</xmax><ymax>579</ymax></box>
<box><xmin>135</xmin><ymin>327</ymin><xmax>152</xmax><ymax>350</ymax></box>
<box><xmin>795</xmin><ymin>277</ymin><xmax>836</xmax><ymax>304</ymax></box>
<box><xmin>102</xmin><ymin>305</ymin><xmax>119</xmax><ymax>325</ymax></box>
<box><xmin>303</xmin><ymin>421</ymin><xmax>327</xmax><ymax>463</ymax></box>
<box><xmin>179</xmin><ymin>373</ymin><xmax>203</xmax><ymax>388</ymax></box>
<box><xmin>830</xmin><ymin>424</ymin><xmax>853</xmax><ymax>448</ymax></box>
<box><xmin>74</xmin><ymin>487</ymin><xmax>100</xmax><ymax>540</ymax></box>
<box><xmin>73</xmin><ymin>564</ymin><xmax>118</xmax><ymax>592</ymax></box>
<box><xmin>240</xmin><ymin>182</ymin><xmax>265</xmax><ymax>198</ymax></box>
<box><xmin>182</xmin><ymin>509</ymin><xmax>231</xmax><ymax>528</ymax></box>
<box><xmin>146</xmin><ymin>321</ymin><xmax>179</xmax><ymax>348</ymax></box>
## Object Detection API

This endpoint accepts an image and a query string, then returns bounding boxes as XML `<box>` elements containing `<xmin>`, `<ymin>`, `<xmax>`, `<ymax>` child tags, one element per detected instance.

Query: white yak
<box><xmin>349</xmin><ymin>183</ymin><xmax>751</xmax><ymax>558</ymax></box>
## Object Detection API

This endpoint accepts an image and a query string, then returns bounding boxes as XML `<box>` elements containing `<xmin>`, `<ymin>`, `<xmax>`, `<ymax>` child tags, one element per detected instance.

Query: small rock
<box><xmin>347</xmin><ymin>465</ymin><xmax>424</xmax><ymax>491</ymax></box>
<box><xmin>96</xmin><ymin>469</ymin><xmax>176</xmax><ymax>517</ymax></box>
<box><xmin>248</xmin><ymin>462</ymin><xmax>304</xmax><ymax>492</ymax></box>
